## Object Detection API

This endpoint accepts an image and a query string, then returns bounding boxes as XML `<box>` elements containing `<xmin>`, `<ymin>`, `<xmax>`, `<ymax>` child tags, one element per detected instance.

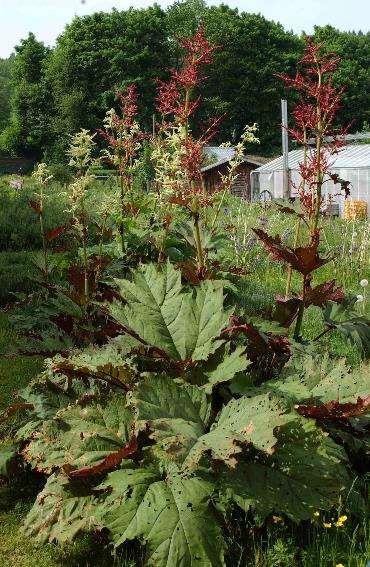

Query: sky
<box><xmin>0</xmin><ymin>0</ymin><xmax>369</xmax><ymax>58</ymax></box>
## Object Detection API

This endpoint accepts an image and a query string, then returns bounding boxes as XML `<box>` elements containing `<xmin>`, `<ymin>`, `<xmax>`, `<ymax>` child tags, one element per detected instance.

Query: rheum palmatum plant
<box><xmin>0</xmin><ymin>262</ymin><xmax>368</xmax><ymax>566</ymax></box>
<box><xmin>278</xmin><ymin>38</ymin><xmax>350</xmax><ymax>232</ymax></box>
<box><xmin>30</xmin><ymin>163</ymin><xmax>67</xmax><ymax>281</ymax></box>
<box><xmin>253</xmin><ymin>39</ymin><xmax>360</xmax><ymax>342</ymax></box>
<box><xmin>153</xmin><ymin>26</ymin><xmax>222</xmax><ymax>271</ymax></box>
<box><xmin>67</xmin><ymin>129</ymin><xmax>97</xmax><ymax>302</ymax></box>
<box><xmin>211</xmin><ymin>124</ymin><xmax>260</xmax><ymax>230</ymax></box>
<box><xmin>98</xmin><ymin>86</ymin><xmax>145</xmax><ymax>255</ymax></box>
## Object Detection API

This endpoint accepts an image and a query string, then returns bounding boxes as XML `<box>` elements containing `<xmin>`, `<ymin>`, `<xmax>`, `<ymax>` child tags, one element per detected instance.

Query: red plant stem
<box><xmin>193</xmin><ymin>211</ymin><xmax>204</xmax><ymax>269</ymax></box>
<box><xmin>285</xmin><ymin>218</ymin><xmax>301</xmax><ymax>299</ymax></box>
<box><xmin>293</xmin><ymin>274</ymin><xmax>307</xmax><ymax>340</ymax></box>
<box><xmin>119</xmin><ymin>155</ymin><xmax>126</xmax><ymax>256</ymax></box>
<box><xmin>313</xmin><ymin>64</ymin><xmax>323</xmax><ymax>234</ymax></box>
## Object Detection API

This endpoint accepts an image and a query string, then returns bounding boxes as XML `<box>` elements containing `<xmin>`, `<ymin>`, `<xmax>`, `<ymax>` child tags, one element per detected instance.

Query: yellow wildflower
<box><xmin>313</xmin><ymin>511</ymin><xmax>320</xmax><ymax>517</ymax></box>
<box><xmin>335</xmin><ymin>563</ymin><xmax>345</xmax><ymax>567</ymax></box>
<box><xmin>272</xmin><ymin>516</ymin><xmax>283</xmax><ymax>524</ymax></box>
<box><xmin>335</xmin><ymin>515</ymin><xmax>348</xmax><ymax>527</ymax></box>
<box><xmin>323</xmin><ymin>522</ymin><xmax>332</xmax><ymax>528</ymax></box>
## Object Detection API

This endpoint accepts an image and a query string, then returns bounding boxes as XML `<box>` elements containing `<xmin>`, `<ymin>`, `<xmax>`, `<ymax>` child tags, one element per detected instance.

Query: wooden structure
<box><xmin>0</xmin><ymin>157</ymin><xmax>36</xmax><ymax>175</ymax></box>
<box><xmin>202</xmin><ymin>147</ymin><xmax>269</xmax><ymax>200</ymax></box>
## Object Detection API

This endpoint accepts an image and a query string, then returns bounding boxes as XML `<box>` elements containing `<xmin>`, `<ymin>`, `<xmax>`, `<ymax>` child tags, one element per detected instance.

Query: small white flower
<box><xmin>360</xmin><ymin>279</ymin><xmax>368</xmax><ymax>288</ymax></box>
<box><xmin>356</xmin><ymin>294</ymin><xmax>364</xmax><ymax>303</ymax></box>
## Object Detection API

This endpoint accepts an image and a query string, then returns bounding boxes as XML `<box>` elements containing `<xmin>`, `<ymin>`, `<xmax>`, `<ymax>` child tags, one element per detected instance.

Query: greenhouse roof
<box><xmin>254</xmin><ymin>144</ymin><xmax>370</xmax><ymax>173</ymax></box>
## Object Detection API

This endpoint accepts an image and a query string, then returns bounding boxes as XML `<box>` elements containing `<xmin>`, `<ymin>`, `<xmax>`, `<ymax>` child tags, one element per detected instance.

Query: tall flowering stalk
<box><xmin>253</xmin><ymin>39</ymin><xmax>349</xmax><ymax>341</ymax></box>
<box><xmin>31</xmin><ymin>163</ymin><xmax>54</xmax><ymax>281</ymax></box>
<box><xmin>278</xmin><ymin>38</ymin><xmax>349</xmax><ymax>235</ymax></box>
<box><xmin>98</xmin><ymin>86</ymin><xmax>145</xmax><ymax>255</ymax></box>
<box><xmin>210</xmin><ymin>124</ymin><xmax>260</xmax><ymax>231</ymax></box>
<box><xmin>67</xmin><ymin>129</ymin><xmax>97</xmax><ymax>303</ymax></box>
<box><xmin>153</xmin><ymin>26</ymin><xmax>221</xmax><ymax>270</ymax></box>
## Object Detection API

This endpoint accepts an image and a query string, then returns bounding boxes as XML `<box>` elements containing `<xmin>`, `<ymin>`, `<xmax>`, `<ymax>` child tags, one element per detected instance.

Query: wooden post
<box><xmin>281</xmin><ymin>99</ymin><xmax>290</xmax><ymax>200</ymax></box>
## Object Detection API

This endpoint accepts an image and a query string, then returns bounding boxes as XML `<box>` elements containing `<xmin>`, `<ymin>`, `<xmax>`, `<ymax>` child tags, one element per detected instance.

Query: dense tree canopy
<box><xmin>45</xmin><ymin>6</ymin><xmax>171</xmax><ymax>160</ymax></box>
<box><xmin>0</xmin><ymin>33</ymin><xmax>50</xmax><ymax>158</ymax></box>
<box><xmin>199</xmin><ymin>6</ymin><xmax>303</xmax><ymax>150</ymax></box>
<box><xmin>0</xmin><ymin>2</ymin><xmax>368</xmax><ymax>159</ymax></box>
<box><xmin>312</xmin><ymin>25</ymin><xmax>370</xmax><ymax>132</ymax></box>
<box><xmin>0</xmin><ymin>56</ymin><xmax>13</xmax><ymax>135</ymax></box>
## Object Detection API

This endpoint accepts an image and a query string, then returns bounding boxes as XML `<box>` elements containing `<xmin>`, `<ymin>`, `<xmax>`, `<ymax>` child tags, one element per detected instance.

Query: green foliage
<box><xmin>0</xmin><ymin>263</ymin><xmax>367</xmax><ymax>566</ymax></box>
<box><xmin>109</xmin><ymin>262</ymin><xmax>230</xmax><ymax>361</ymax></box>
<box><xmin>2</xmin><ymin>7</ymin><xmax>368</xmax><ymax>159</ymax></box>
<box><xmin>312</xmin><ymin>26</ymin><xmax>370</xmax><ymax>131</ymax></box>
<box><xmin>99</xmin><ymin>470</ymin><xmax>226</xmax><ymax>566</ymax></box>
<box><xmin>0</xmin><ymin>251</ymin><xmax>38</xmax><ymax>303</ymax></box>
<box><xmin>45</xmin><ymin>7</ymin><xmax>170</xmax><ymax>161</ymax></box>
<box><xmin>199</xmin><ymin>7</ymin><xmax>303</xmax><ymax>150</ymax></box>
<box><xmin>0</xmin><ymin>55</ymin><xmax>13</xmax><ymax>134</ymax></box>
<box><xmin>0</xmin><ymin>179</ymin><xmax>69</xmax><ymax>251</ymax></box>
<box><xmin>0</xmin><ymin>33</ymin><xmax>51</xmax><ymax>157</ymax></box>
<box><xmin>322</xmin><ymin>298</ymin><xmax>370</xmax><ymax>358</ymax></box>
<box><xmin>226</xmin><ymin>419</ymin><xmax>350</xmax><ymax>522</ymax></box>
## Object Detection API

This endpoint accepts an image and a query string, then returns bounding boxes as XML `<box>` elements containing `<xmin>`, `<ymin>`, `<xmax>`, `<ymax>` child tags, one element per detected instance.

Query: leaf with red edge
<box><xmin>303</xmin><ymin>280</ymin><xmax>344</xmax><ymax>307</ymax></box>
<box><xmin>65</xmin><ymin>438</ymin><xmax>138</xmax><ymax>479</ymax></box>
<box><xmin>23</xmin><ymin>397</ymin><xmax>135</xmax><ymax>474</ymax></box>
<box><xmin>45</xmin><ymin>225</ymin><xmax>67</xmax><ymax>242</ymax></box>
<box><xmin>253</xmin><ymin>228</ymin><xmax>329</xmax><ymax>276</ymax></box>
<box><xmin>296</xmin><ymin>396</ymin><xmax>370</xmax><ymax>420</ymax></box>
<box><xmin>29</xmin><ymin>200</ymin><xmax>42</xmax><ymax>214</ymax></box>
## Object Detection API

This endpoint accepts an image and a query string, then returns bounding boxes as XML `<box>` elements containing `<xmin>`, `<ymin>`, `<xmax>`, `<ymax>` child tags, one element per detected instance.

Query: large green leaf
<box><xmin>109</xmin><ymin>262</ymin><xmax>231</xmax><ymax>361</ymax></box>
<box><xmin>184</xmin><ymin>394</ymin><xmax>293</xmax><ymax>470</ymax></box>
<box><xmin>245</xmin><ymin>355</ymin><xmax>370</xmax><ymax>406</ymax></box>
<box><xmin>24</xmin><ymin>474</ymin><xmax>100</xmax><ymax>543</ymax></box>
<box><xmin>98</xmin><ymin>468</ymin><xmax>225</xmax><ymax>566</ymax></box>
<box><xmin>19</xmin><ymin>379</ymin><xmax>72</xmax><ymax>420</ymax></box>
<box><xmin>201</xmin><ymin>344</ymin><xmax>250</xmax><ymax>394</ymax></box>
<box><xmin>50</xmin><ymin>334</ymin><xmax>139</xmax><ymax>387</ymax></box>
<box><xmin>132</xmin><ymin>374</ymin><xmax>210</xmax><ymax>463</ymax></box>
<box><xmin>23</xmin><ymin>395</ymin><xmax>134</xmax><ymax>474</ymax></box>
<box><xmin>226</xmin><ymin>419</ymin><xmax>351</xmax><ymax>522</ymax></box>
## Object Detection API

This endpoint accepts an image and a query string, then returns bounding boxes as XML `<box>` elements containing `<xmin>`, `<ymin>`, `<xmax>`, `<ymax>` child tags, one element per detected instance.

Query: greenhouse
<box><xmin>251</xmin><ymin>144</ymin><xmax>370</xmax><ymax>215</ymax></box>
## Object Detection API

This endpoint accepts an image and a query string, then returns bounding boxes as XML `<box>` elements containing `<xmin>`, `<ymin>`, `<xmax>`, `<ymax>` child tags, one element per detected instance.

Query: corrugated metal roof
<box><xmin>202</xmin><ymin>146</ymin><xmax>269</xmax><ymax>172</ymax></box>
<box><xmin>254</xmin><ymin>144</ymin><xmax>370</xmax><ymax>173</ymax></box>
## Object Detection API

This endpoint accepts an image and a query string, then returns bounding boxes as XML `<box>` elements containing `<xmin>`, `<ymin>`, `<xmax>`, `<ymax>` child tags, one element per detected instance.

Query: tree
<box><xmin>196</xmin><ymin>6</ymin><xmax>303</xmax><ymax>153</ymax></box>
<box><xmin>0</xmin><ymin>55</ymin><xmax>14</xmax><ymax>135</ymax></box>
<box><xmin>167</xmin><ymin>0</ymin><xmax>207</xmax><ymax>38</ymax></box>
<box><xmin>45</xmin><ymin>7</ymin><xmax>171</xmax><ymax>161</ymax></box>
<box><xmin>0</xmin><ymin>34</ymin><xmax>50</xmax><ymax>157</ymax></box>
<box><xmin>312</xmin><ymin>26</ymin><xmax>370</xmax><ymax>132</ymax></box>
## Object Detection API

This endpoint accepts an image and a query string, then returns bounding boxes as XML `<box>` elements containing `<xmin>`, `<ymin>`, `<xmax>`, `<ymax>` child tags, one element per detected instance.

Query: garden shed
<box><xmin>202</xmin><ymin>146</ymin><xmax>269</xmax><ymax>200</ymax></box>
<box><xmin>251</xmin><ymin>144</ymin><xmax>370</xmax><ymax>215</ymax></box>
